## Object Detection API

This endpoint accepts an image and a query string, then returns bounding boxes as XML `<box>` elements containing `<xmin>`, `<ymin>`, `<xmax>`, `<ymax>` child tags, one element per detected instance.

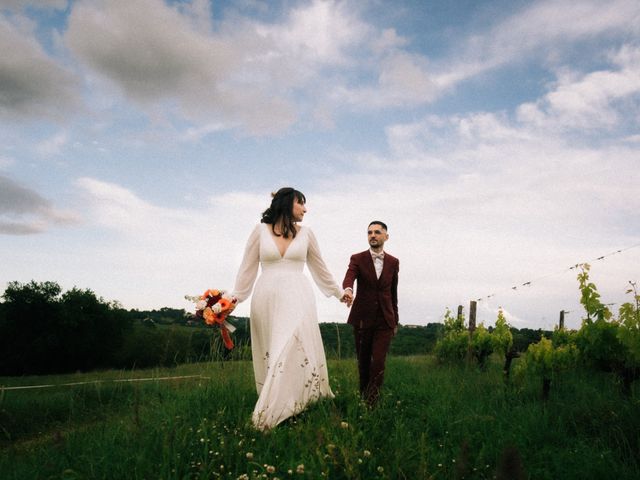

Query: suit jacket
<box><xmin>342</xmin><ymin>250</ymin><xmax>399</xmax><ymax>329</ymax></box>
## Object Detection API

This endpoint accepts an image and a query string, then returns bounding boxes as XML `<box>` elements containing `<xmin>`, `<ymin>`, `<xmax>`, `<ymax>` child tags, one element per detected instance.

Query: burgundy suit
<box><xmin>343</xmin><ymin>250</ymin><xmax>399</xmax><ymax>404</ymax></box>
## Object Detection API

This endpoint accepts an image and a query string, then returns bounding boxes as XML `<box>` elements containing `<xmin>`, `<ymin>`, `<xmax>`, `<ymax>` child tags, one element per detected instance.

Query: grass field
<box><xmin>1</xmin><ymin>356</ymin><xmax>638</xmax><ymax>479</ymax></box>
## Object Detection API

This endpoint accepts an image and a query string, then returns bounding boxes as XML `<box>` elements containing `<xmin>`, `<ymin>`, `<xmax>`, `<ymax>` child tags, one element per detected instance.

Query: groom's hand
<box><xmin>341</xmin><ymin>290</ymin><xmax>353</xmax><ymax>307</ymax></box>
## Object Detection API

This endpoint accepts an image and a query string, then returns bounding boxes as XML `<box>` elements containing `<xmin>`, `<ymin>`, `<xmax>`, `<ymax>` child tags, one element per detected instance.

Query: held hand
<box><xmin>341</xmin><ymin>291</ymin><xmax>353</xmax><ymax>307</ymax></box>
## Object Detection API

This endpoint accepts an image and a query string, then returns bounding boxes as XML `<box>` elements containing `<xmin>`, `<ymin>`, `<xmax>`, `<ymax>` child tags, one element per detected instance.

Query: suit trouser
<box><xmin>353</xmin><ymin>321</ymin><xmax>394</xmax><ymax>405</ymax></box>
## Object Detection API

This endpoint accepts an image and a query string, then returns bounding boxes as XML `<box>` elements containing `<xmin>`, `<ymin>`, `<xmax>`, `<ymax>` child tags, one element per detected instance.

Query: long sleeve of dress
<box><xmin>306</xmin><ymin>228</ymin><xmax>343</xmax><ymax>300</ymax></box>
<box><xmin>230</xmin><ymin>224</ymin><xmax>261</xmax><ymax>303</ymax></box>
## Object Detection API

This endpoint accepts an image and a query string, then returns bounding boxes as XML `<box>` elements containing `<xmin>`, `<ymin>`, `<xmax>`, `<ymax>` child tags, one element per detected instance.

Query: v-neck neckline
<box><xmin>265</xmin><ymin>223</ymin><xmax>301</xmax><ymax>259</ymax></box>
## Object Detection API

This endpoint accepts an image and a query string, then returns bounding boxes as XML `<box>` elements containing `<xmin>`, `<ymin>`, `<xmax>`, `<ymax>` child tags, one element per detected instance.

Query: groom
<box><xmin>342</xmin><ymin>221</ymin><xmax>399</xmax><ymax>406</ymax></box>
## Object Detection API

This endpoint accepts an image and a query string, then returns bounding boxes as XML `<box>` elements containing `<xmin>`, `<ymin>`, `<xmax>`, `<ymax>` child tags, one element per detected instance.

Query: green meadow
<box><xmin>1</xmin><ymin>356</ymin><xmax>638</xmax><ymax>479</ymax></box>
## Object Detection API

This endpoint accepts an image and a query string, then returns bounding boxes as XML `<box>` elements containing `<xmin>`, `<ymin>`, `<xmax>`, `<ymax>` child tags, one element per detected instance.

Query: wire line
<box><xmin>475</xmin><ymin>241</ymin><xmax>640</xmax><ymax>303</ymax></box>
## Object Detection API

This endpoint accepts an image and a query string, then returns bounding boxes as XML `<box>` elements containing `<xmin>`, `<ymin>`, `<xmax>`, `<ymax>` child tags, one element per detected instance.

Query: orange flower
<box><xmin>201</xmin><ymin>289</ymin><xmax>221</xmax><ymax>300</ymax></box>
<box><xmin>217</xmin><ymin>297</ymin><xmax>232</xmax><ymax>312</ymax></box>
<box><xmin>203</xmin><ymin>307</ymin><xmax>215</xmax><ymax>325</ymax></box>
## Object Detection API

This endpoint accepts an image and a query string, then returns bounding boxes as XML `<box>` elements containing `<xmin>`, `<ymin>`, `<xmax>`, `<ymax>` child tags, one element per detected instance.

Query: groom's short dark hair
<box><xmin>368</xmin><ymin>220</ymin><xmax>388</xmax><ymax>231</ymax></box>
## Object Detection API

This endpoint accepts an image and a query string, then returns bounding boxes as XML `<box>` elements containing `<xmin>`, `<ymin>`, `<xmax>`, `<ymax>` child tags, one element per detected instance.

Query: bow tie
<box><xmin>371</xmin><ymin>252</ymin><xmax>385</xmax><ymax>261</ymax></box>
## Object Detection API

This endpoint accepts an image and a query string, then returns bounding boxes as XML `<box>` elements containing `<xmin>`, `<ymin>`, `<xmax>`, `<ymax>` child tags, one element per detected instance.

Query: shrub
<box><xmin>0</xmin><ymin>281</ymin><xmax>130</xmax><ymax>375</ymax></box>
<box><xmin>434</xmin><ymin>308</ymin><xmax>469</xmax><ymax>362</ymax></box>
<box><xmin>471</xmin><ymin>324</ymin><xmax>493</xmax><ymax>368</ymax></box>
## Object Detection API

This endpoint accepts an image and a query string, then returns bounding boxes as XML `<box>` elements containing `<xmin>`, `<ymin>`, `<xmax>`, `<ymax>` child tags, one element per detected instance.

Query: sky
<box><xmin>1</xmin><ymin>0</ymin><xmax>639</xmax><ymax>331</ymax></box>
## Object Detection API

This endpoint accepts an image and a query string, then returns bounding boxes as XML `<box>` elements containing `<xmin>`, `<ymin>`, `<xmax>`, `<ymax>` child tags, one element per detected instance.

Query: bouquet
<box><xmin>185</xmin><ymin>289</ymin><xmax>237</xmax><ymax>349</ymax></box>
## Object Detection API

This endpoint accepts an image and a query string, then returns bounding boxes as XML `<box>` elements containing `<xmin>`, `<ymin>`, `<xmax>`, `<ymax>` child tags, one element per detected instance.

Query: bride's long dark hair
<box><xmin>261</xmin><ymin>187</ymin><xmax>306</xmax><ymax>239</ymax></box>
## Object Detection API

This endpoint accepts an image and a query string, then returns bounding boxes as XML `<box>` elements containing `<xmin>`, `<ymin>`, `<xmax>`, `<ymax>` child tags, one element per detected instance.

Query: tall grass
<box><xmin>1</xmin><ymin>356</ymin><xmax>638</xmax><ymax>479</ymax></box>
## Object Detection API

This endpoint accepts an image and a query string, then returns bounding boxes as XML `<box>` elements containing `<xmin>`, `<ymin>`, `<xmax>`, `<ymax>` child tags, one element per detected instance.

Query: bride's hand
<box><xmin>212</xmin><ymin>295</ymin><xmax>236</xmax><ymax>314</ymax></box>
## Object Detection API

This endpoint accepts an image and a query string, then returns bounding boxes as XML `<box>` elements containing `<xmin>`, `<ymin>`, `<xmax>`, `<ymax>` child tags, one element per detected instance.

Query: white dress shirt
<box><xmin>370</xmin><ymin>249</ymin><xmax>384</xmax><ymax>279</ymax></box>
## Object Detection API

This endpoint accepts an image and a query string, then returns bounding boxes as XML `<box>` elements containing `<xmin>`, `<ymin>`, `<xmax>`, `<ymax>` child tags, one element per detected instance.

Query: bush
<box><xmin>574</xmin><ymin>265</ymin><xmax>638</xmax><ymax>383</ymax></box>
<box><xmin>0</xmin><ymin>281</ymin><xmax>131</xmax><ymax>375</ymax></box>
<box><xmin>471</xmin><ymin>324</ymin><xmax>493</xmax><ymax>368</ymax></box>
<box><xmin>514</xmin><ymin>336</ymin><xmax>578</xmax><ymax>399</ymax></box>
<box><xmin>492</xmin><ymin>309</ymin><xmax>513</xmax><ymax>356</ymax></box>
<box><xmin>435</xmin><ymin>308</ymin><xmax>469</xmax><ymax>362</ymax></box>
<box><xmin>616</xmin><ymin>281</ymin><xmax>640</xmax><ymax>369</ymax></box>
<box><xmin>113</xmin><ymin>323</ymin><xmax>231</xmax><ymax>369</ymax></box>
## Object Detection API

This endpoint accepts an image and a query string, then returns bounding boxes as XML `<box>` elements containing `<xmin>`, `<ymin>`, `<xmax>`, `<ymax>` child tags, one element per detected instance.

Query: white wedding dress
<box><xmin>231</xmin><ymin>223</ymin><xmax>342</xmax><ymax>430</ymax></box>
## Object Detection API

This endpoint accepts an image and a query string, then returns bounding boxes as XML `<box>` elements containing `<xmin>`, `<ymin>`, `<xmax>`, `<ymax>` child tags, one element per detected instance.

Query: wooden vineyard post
<box><xmin>466</xmin><ymin>301</ymin><xmax>477</xmax><ymax>364</ymax></box>
<box><xmin>469</xmin><ymin>301</ymin><xmax>477</xmax><ymax>333</ymax></box>
<box><xmin>559</xmin><ymin>310</ymin><xmax>565</xmax><ymax>329</ymax></box>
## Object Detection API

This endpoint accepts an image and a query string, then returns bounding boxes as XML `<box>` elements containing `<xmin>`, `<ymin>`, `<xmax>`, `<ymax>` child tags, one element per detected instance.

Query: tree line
<box><xmin>1</xmin><ymin>280</ymin><xmax>547</xmax><ymax>376</ymax></box>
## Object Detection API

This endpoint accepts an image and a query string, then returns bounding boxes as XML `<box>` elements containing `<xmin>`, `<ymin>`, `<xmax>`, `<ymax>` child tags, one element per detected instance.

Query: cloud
<box><xmin>179</xmin><ymin>122</ymin><xmax>232</xmax><ymax>142</ymax></box>
<box><xmin>60</xmin><ymin>0</ymin><xmax>409</xmax><ymax>134</ymax></box>
<box><xmin>320</xmin><ymin>0</ymin><xmax>640</xmax><ymax>115</ymax></box>
<box><xmin>0</xmin><ymin>0</ymin><xmax>68</xmax><ymax>11</ymax></box>
<box><xmin>65</xmin><ymin>0</ymin><xmax>360</xmax><ymax>134</ymax></box>
<box><xmin>254</xmin><ymin>0</ymin><xmax>369</xmax><ymax>67</ymax></box>
<box><xmin>301</xmin><ymin>80</ymin><xmax>640</xmax><ymax>326</ymax></box>
<box><xmin>517</xmin><ymin>45</ymin><xmax>640</xmax><ymax>131</ymax></box>
<box><xmin>0</xmin><ymin>14</ymin><xmax>81</xmax><ymax>120</ymax></box>
<box><xmin>498</xmin><ymin>0</ymin><xmax>640</xmax><ymax>47</ymax></box>
<box><xmin>74</xmin><ymin>177</ymin><xmax>263</xmax><ymax>257</ymax></box>
<box><xmin>0</xmin><ymin>175</ymin><xmax>78</xmax><ymax>234</ymax></box>
<box><xmin>333</xmin><ymin>51</ymin><xmax>441</xmax><ymax>109</ymax></box>
<box><xmin>0</xmin><ymin>155</ymin><xmax>14</xmax><ymax>169</ymax></box>
<box><xmin>66</xmin><ymin>1</ymin><xmax>238</xmax><ymax>126</ymax></box>
<box><xmin>323</xmin><ymin>0</ymin><xmax>640</xmax><ymax>115</ymax></box>
<box><xmin>73</xmin><ymin>177</ymin><xmax>268</xmax><ymax>312</ymax></box>
<box><xmin>436</xmin><ymin>0</ymin><xmax>640</xmax><ymax>90</ymax></box>
<box><xmin>64</xmin><ymin>1</ymin><xmax>233</xmax><ymax>101</ymax></box>
<box><xmin>36</xmin><ymin>132</ymin><xmax>68</xmax><ymax>157</ymax></box>
<box><xmin>5</xmin><ymin>0</ymin><xmax>639</xmax><ymax>135</ymax></box>
<box><xmin>374</xmin><ymin>108</ymin><xmax>639</xmax><ymax>232</ymax></box>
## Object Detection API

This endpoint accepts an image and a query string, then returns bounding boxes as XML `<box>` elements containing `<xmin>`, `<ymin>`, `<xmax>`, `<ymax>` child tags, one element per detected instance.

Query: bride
<box><xmin>229</xmin><ymin>187</ymin><xmax>348</xmax><ymax>430</ymax></box>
